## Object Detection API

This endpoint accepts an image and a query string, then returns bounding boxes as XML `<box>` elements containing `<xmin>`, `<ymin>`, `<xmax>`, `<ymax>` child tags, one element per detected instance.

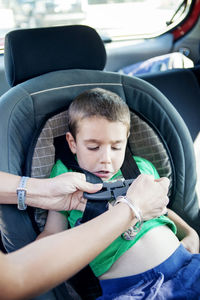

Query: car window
<box><xmin>0</xmin><ymin>0</ymin><xmax>192</xmax><ymax>51</ymax></box>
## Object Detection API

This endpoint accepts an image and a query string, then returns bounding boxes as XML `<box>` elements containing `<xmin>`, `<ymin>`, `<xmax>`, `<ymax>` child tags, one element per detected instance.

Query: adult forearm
<box><xmin>0</xmin><ymin>202</ymin><xmax>134</xmax><ymax>300</ymax></box>
<box><xmin>0</xmin><ymin>172</ymin><xmax>50</xmax><ymax>208</ymax></box>
<box><xmin>0</xmin><ymin>172</ymin><xmax>21</xmax><ymax>204</ymax></box>
<box><xmin>0</xmin><ymin>172</ymin><xmax>101</xmax><ymax>211</ymax></box>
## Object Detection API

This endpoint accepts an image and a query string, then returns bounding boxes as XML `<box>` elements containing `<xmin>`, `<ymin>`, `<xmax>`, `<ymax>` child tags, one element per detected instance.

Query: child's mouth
<box><xmin>94</xmin><ymin>170</ymin><xmax>111</xmax><ymax>178</ymax></box>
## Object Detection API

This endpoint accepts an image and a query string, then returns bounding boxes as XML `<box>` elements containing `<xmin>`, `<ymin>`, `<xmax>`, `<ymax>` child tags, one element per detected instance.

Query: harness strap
<box><xmin>80</xmin><ymin>170</ymin><xmax>108</xmax><ymax>224</ymax></box>
<box><xmin>64</xmin><ymin>164</ymin><xmax>107</xmax><ymax>224</ymax></box>
<box><xmin>121</xmin><ymin>143</ymin><xmax>141</xmax><ymax>180</ymax></box>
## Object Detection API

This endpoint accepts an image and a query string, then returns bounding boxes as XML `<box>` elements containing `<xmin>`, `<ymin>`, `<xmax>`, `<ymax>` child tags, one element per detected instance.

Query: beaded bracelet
<box><xmin>115</xmin><ymin>196</ymin><xmax>143</xmax><ymax>240</ymax></box>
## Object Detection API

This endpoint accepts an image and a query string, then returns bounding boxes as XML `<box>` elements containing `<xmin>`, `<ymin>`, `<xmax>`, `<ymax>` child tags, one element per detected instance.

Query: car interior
<box><xmin>0</xmin><ymin>22</ymin><xmax>200</xmax><ymax>298</ymax></box>
<box><xmin>0</xmin><ymin>0</ymin><xmax>200</xmax><ymax>299</ymax></box>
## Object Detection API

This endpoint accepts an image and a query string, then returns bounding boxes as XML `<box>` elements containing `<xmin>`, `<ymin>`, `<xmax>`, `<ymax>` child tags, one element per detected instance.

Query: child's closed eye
<box><xmin>87</xmin><ymin>146</ymin><xmax>99</xmax><ymax>151</ymax></box>
<box><xmin>111</xmin><ymin>143</ymin><xmax>123</xmax><ymax>150</ymax></box>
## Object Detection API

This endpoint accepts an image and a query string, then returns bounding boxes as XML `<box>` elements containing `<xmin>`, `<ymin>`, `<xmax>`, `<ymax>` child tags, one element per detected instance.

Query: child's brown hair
<box><xmin>68</xmin><ymin>88</ymin><xmax>130</xmax><ymax>139</ymax></box>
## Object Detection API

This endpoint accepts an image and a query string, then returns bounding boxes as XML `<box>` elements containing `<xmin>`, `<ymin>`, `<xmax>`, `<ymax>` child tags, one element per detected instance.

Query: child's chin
<box><xmin>102</xmin><ymin>178</ymin><xmax>110</xmax><ymax>182</ymax></box>
<box><xmin>102</xmin><ymin>175</ymin><xmax>113</xmax><ymax>181</ymax></box>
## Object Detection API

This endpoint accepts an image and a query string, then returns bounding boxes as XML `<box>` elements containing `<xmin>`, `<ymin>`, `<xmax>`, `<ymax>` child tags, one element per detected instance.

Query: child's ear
<box><xmin>66</xmin><ymin>132</ymin><xmax>77</xmax><ymax>154</ymax></box>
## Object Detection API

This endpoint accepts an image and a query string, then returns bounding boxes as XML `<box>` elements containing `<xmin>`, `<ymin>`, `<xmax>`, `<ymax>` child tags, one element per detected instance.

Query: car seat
<box><xmin>0</xmin><ymin>25</ymin><xmax>199</xmax><ymax>299</ymax></box>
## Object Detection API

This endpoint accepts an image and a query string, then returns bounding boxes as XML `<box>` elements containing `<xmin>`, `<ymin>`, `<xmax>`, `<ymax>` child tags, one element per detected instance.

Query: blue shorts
<box><xmin>98</xmin><ymin>244</ymin><xmax>200</xmax><ymax>299</ymax></box>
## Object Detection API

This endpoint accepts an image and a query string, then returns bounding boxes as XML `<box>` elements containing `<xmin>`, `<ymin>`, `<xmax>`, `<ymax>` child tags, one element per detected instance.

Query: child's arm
<box><xmin>167</xmin><ymin>208</ymin><xmax>199</xmax><ymax>253</ymax></box>
<box><xmin>37</xmin><ymin>211</ymin><xmax>68</xmax><ymax>240</ymax></box>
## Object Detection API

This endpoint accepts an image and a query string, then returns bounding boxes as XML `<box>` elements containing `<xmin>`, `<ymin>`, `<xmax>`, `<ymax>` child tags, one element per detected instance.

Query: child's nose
<box><xmin>100</xmin><ymin>148</ymin><xmax>112</xmax><ymax>164</ymax></box>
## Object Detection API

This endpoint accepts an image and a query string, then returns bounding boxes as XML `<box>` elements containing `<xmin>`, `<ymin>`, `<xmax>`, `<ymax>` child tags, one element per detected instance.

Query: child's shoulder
<box><xmin>134</xmin><ymin>156</ymin><xmax>160</xmax><ymax>179</ymax></box>
<box><xmin>50</xmin><ymin>159</ymin><xmax>69</xmax><ymax>178</ymax></box>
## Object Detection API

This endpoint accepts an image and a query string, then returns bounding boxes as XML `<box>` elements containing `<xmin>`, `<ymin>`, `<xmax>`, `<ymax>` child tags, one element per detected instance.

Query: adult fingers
<box><xmin>76</xmin><ymin>197</ymin><xmax>87</xmax><ymax>211</ymax></box>
<box><xmin>157</xmin><ymin>196</ymin><xmax>169</xmax><ymax>208</ymax></box>
<box><xmin>155</xmin><ymin>177</ymin><xmax>170</xmax><ymax>193</ymax></box>
<box><xmin>72</xmin><ymin>173</ymin><xmax>103</xmax><ymax>193</ymax></box>
<box><xmin>142</xmin><ymin>206</ymin><xmax>166</xmax><ymax>220</ymax></box>
<box><xmin>160</xmin><ymin>206</ymin><xmax>168</xmax><ymax>216</ymax></box>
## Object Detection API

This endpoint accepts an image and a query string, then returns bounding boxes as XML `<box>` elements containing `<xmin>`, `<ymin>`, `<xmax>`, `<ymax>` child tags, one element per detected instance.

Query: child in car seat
<box><xmin>38</xmin><ymin>88</ymin><xmax>200</xmax><ymax>299</ymax></box>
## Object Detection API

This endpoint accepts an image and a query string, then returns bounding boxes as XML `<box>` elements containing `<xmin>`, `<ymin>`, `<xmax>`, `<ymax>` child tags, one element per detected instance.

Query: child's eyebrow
<box><xmin>84</xmin><ymin>139</ymin><xmax>99</xmax><ymax>143</ymax></box>
<box><xmin>84</xmin><ymin>139</ymin><xmax>125</xmax><ymax>143</ymax></box>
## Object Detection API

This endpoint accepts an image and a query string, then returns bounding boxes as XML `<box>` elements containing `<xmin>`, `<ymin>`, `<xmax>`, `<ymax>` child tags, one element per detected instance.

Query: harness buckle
<box><xmin>83</xmin><ymin>179</ymin><xmax>134</xmax><ymax>201</ymax></box>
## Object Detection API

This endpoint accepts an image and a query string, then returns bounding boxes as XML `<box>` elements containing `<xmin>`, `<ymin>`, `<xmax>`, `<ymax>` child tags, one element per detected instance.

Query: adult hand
<box><xmin>126</xmin><ymin>174</ymin><xmax>169</xmax><ymax>220</ymax></box>
<box><xmin>27</xmin><ymin>172</ymin><xmax>102</xmax><ymax>211</ymax></box>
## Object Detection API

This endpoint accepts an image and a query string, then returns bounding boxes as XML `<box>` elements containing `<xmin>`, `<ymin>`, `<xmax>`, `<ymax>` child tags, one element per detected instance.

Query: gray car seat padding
<box><xmin>0</xmin><ymin>69</ymin><xmax>199</xmax><ymax>234</ymax></box>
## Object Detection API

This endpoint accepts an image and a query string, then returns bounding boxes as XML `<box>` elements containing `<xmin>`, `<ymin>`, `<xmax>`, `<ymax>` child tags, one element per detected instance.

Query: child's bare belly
<box><xmin>99</xmin><ymin>225</ymin><xmax>180</xmax><ymax>279</ymax></box>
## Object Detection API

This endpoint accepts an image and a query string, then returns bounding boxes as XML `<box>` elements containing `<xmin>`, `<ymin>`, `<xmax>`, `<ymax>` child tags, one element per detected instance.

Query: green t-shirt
<box><xmin>50</xmin><ymin>157</ymin><xmax>176</xmax><ymax>277</ymax></box>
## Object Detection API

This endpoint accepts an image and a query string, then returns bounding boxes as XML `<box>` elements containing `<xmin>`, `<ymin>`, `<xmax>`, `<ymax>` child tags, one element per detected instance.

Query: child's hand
<box><xmin>181</xmin><ymin>228</ymin><xmax>200</xmax><ymax>253</ymax></box>
<box><xmin>167</xmin><ymin>208</ymin><xmax>200</xmax><ymax>254</ymax></box>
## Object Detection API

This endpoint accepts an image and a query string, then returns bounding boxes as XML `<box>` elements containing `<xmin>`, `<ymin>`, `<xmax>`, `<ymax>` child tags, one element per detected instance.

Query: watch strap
<box><xmin>17</xmin><ymin>176</ymin><xmax>29</xmax><ymax>210</ymax></box>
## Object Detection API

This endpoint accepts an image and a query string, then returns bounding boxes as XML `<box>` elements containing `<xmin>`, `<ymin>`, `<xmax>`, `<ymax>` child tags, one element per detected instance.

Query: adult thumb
<box><xmin>77</xmin><ymin>181</ymin><xmax>103</xmax><ymax>193</ymax></box>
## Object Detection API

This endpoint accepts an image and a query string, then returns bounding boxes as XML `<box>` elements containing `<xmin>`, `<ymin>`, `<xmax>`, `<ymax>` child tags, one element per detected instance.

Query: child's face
<box><xmin>66</xmin><ymin>117</ymin><xmax>128</xmax><ymax>181</ymax></box>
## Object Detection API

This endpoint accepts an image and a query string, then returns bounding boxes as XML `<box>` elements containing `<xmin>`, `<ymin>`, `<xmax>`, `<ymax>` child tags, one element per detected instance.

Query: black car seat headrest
<box><xmin>4</xmin><ymin>25</ymin><xmax>106</xmax><ymax>87</ymax></box>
